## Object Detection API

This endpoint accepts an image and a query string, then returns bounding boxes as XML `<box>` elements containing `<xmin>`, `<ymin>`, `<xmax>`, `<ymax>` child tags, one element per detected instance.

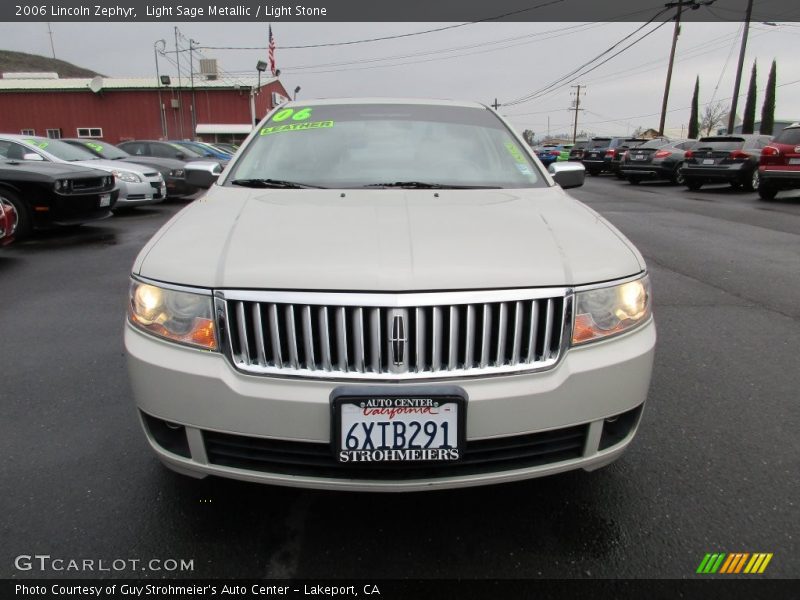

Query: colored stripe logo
<box><xmin>697</xmin><ymin>553</ymin><xmax>773</xmax><ymax>574</ymax></box>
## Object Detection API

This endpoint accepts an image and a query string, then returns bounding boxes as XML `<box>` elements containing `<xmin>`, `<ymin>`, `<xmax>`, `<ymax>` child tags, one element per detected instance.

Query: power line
<box><xmin>198</xmin><ymin>0</ymin><xmax>567</xmax><ymax>51</ymax></box>
<box><xmin>502</xmin><ymin>7</ymin><xmax>673</xmax><ymax>107</ymax></box>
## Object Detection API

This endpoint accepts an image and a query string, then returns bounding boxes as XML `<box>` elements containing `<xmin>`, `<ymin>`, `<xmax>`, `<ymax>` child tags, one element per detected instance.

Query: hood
<box><xmin>135</xmin><ymin>186</ymin><xmax>644</xmax><ymax>291</ymax></box>
<box><xmin>121</xmin><ymin>156</ymin><xmax>186</xmax><ymax>171</ymax></box>
<box><xmin>0</xmin><ymin>160</ymin><xmax>110</xmax><ymax>180</ymax></box>
<box><xmin>72</xmin><ymin>159</ymin><xmax>156</xmax><ymax>175</ymax></box>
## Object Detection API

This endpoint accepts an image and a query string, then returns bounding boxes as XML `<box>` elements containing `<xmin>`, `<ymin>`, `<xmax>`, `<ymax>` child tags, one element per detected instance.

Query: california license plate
<box><xmin>703</xmin><ymin>159</ymin><xmax>715</xmax><ymax>165</ymax></box>
<box><xmin>333</xmin><ymin>395</ymin><xmax>464</xmax><ymax>463</ymax></box>
<box><xmin>99</xmin><ymin>193</ymin><xmax>111</xmax><ymax>207</ymax></box>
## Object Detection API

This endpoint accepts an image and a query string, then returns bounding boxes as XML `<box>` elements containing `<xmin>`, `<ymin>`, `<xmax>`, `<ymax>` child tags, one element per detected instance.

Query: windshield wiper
<box><xmin>230</xmin><ymin>178</ymin><xmax>326</xmax><ymax>189</ymax></box>
<box><xmin>363</xmin><ymin>181</ymin><xmax>499</xmax><ymax>189</ymax></box>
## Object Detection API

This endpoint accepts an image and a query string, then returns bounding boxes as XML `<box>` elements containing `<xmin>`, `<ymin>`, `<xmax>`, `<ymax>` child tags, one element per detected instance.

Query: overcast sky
<box><xmin>1</xmin><ymin>18</ymin><xmax>798</xmax><ymax>137</ymax></box>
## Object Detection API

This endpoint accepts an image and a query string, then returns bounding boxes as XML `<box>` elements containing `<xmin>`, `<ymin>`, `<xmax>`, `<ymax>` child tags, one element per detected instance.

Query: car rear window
<box><xmin>774</xmin><ymin>128</ymin><xmax>800</xmax><ymax>145</ymax></box>
<box><xmin>635</xmin><ymin>139</ymin><xmax>670</xmax><ymax>149</ymax></box>
<box><xmin>695</xmin><ymin>138</ymin><xmax>745</xmax><ymax>151</ymax></box>
<box><xmin>588</xmin><ymin>139</ymin><xmax>610</xmax><ymax>149</ymax></box>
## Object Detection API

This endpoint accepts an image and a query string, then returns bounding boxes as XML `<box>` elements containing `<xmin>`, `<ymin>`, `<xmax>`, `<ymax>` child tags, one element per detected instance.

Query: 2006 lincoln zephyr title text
<box><xmin>125</xmin><ymin>98</ymin><xmax>655</xmax><ymax>491</ymax></box>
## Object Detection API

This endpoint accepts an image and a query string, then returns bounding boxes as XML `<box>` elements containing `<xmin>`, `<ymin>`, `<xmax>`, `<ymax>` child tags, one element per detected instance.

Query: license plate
<box><xmin>789</xmin><ymin>158</ymin><xmax>800</xmax><ymax>165</ymax></box>
<box><xmin>634</xmin><ymin>154</ymin><xmax>645</xmax><ymax>160</ymax></box>
<box><xmin>99</xmin><ymin>193</ymin><xmax>111</xmax><ymax>207</ymax></box>
<box><xmin>333</xmin><ymin>395</ymin><xmax>464</xmax><ymax>463</ymax></box>
<box><xmin>703</xmin><ymin>159</ymin><xmax>715</xmax><ymax>165</ymax></box>
<box><xmin>589</xmin><ymin>153</ymin><xmax>598</xmax><ymax>158</ymax></box>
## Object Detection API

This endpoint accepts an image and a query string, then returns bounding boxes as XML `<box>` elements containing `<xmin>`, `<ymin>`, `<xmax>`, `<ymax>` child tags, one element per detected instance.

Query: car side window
<box><xmin>0</xmin><ymin>141</ymin><xmax>35</xmax><ymax>160</ymax></box>
<box><xmin>150</xmin><ymin>143</ymin><xmax>173</xmax><ymax>158</ymax></box>
<box><xmin>123</xmin><ymin>142</ymin><xmax>146</xmax><ymax>156</ymax></box>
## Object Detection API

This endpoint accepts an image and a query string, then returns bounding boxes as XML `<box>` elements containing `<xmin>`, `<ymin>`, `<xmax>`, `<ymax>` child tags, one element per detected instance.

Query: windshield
<box><xmin>169</xmin><ymin>143</ymin><xmax>204</xmax><ymax>157</ymax></box>
<box><xmin>24</xmin><ymin>138</ymin><xmax>98</xmax><ymax>161</ymax></box>
<box><xmin>696</xmin><ymin>139</ymin><xmax>745</xmax><ymax>151</ymax></box>
<box><xmin>83</xmin><ymin>141</ymin><xmax>129</xmax><ymax>159</ymax></box>
<box><xmin>226</xmin><ymin>103</ymin><xmax>545</xmax><ymax>189</ymax></box>
<box><xmin>774</xmin><ymin>128</ymin><xmax>800</xmax><ymax>145</ymax></box>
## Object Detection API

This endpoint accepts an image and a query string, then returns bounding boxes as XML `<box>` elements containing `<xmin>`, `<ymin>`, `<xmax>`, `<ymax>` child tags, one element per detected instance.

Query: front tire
<box><xmin>588</xmin><ymin>169</ymin><xmax>601</xmax><ymax>176</ymax></box>
<box><xmin>628</xmin><ymin>177</ymin><xmax>641</xmax><ymax>185</ymax></box>
<box><xmin>0</xmin><ymin>189</ymin><xmax>31</xmax><ymax>240</ymax></box>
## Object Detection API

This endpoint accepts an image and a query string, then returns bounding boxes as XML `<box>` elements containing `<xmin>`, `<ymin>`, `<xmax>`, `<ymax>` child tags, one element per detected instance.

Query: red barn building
<box><xmin>0</xmin><ymin>74</ymin><xmax>290</xmax><ymax>143</ymax></box>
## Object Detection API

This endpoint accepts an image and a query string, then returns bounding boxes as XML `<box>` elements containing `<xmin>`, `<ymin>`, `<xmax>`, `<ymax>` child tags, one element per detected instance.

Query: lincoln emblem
<box><xmin>390</xmin><ymin>314</ymin><xmax>407</xmax><ymax>366</ymax></box>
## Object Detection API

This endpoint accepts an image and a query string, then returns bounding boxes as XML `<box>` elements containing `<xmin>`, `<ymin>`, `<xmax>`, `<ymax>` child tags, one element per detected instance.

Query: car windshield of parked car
<box><xmin>227</xmin><ymin>104</ymin><xmax>545</xmax><ymax>189</ymax></box>
<box><xmin>87</xmin><ymin>142</ymin><xmax>129</xmax><ymax>160</ymax></box>
<box><xmin>25</xmin><ymin>138</ymin><xmax>100</xmax><ymax>161</ymax></box>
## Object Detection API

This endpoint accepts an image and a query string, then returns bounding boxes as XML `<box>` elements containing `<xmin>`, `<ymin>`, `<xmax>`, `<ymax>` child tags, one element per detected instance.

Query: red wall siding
<box><xmin>0</xmin><ymin>79</ymin><xmax>289</xmax><ymax>143</ymax></box>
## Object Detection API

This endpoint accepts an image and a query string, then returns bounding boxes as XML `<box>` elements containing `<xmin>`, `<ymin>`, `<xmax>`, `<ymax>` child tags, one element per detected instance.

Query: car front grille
<box><xmin>203</xmin><ymin>423</ymin><xmax>588</xmax><ymax>479</ymax></box>
<box><xmin>70</xmin><ymin>177</ymin><xmax>107</xmax><ymax>193</ymax></box>
<box><xmin>218</xmin><ymin>289</ymin><xmax>570</xmax><ymax>380</ymax></box>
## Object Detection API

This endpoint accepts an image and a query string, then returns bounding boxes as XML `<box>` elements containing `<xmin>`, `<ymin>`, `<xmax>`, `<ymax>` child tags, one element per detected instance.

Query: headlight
<box><xmin>54</xmin><ymin>179</ymin><xmax>72</xmax><ymax>192</ymax></box>
<box><xmin>112</xmin><ymin>169</ymin><xmax>142</xmax><ymax>183</ymax></box>
<box><xmin>572</xmin><ymin>275</ymin><xmax>651</xmax><ymax>345</ymax></box>
<box><xmin>128</xmin><ymin>279</ymin><xmax>217</xmax><ymax>350</ymax></box>
<box><xmin>170</xmin><ymin>169</ymin><xmax>185</xmax><ymax>178</ymax></box>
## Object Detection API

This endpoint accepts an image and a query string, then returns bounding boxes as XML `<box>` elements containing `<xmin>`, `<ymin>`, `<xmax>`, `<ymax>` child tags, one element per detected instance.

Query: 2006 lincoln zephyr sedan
<box><xmin>125</xmin><ymin>99</ymin><xmax>655</xmax><ymax>491</ymax></box>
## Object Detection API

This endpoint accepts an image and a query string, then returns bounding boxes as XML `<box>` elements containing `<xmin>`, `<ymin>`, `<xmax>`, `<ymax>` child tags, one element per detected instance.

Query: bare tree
<box><xmin>701</xmin><ymin>102</ymin><xmax>727</xmax><ymax>136</ymax></box>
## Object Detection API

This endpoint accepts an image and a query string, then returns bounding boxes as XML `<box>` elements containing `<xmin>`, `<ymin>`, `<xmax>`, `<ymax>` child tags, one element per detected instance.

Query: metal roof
<box><xmin>0</xmin><ymin>76</ymin><xmax>277</xmax><ymax>91</ymax></box>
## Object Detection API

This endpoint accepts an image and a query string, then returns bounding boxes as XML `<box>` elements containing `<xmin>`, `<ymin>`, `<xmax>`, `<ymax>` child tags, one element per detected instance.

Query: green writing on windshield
<box><xmin>259</xmin><ymin>120</ymin><xmax>334</xmax><ymax>136</ymax></box>
<box><xmin>504</xmin><ymin>141</ymin><xmax>527</xmax><ymax>164</ymax></box>
<box><xmin>25</xmin><ymin>140</ymin><xmax>48</xmax><ymax>150</ymax></box>
<box><xmin>271</xmin><ymin>107</ymin><xmax>312</xmax><ymax>122</ymax></box>
<box><xmin>86</xmin><ymin>142</ymin><xmax>104</xmax><ymax>153</ymax></box>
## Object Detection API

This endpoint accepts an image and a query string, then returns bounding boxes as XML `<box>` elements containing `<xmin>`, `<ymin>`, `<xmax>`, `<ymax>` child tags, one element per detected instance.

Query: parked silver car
<box><xmin>0</xmin><ymin>135</ymin><xmax>166</xmax><ymax>207</ymax></box>
<box><xmin>125</xmin><ymin>99</ymin><xmax>655</xmax><ymax>491</ymax></box>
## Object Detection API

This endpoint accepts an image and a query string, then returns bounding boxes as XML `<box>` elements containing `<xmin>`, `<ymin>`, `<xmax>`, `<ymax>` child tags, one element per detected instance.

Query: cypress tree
<box><xmin>741</xmin><ymin>60</ymin><xmax>757</xmax><ymax>134</ymax></box>
<box><xmin>688</xmin><ymin>76</ymin><xmax>699</xmax><ymax>139</ymax></box>
<box><xmin>760</xmin><ymin>60</ymin><xmax>776</xmax><ymax>135</ymax></box>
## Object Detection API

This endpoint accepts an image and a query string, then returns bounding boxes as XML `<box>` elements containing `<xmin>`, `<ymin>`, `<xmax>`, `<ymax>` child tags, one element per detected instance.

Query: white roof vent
<box><xmin>2</xmin><ymin>72</ymin><xmax>59</xmax><ymax>79</ymax></box>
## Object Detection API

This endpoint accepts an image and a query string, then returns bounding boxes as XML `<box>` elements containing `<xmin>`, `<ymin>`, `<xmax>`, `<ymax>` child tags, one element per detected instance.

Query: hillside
<box><xmin>0</xmin><ymin>50</ymin><xmax>101</xmax><ymax>78</ymax></box>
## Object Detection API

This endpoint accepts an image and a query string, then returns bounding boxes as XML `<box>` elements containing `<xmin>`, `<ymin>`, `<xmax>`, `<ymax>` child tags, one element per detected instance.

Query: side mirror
<box><xmin>184</xmin><ymin>161</ymin><xmax>222</xmax><ymax>189</ymax></box>
<box><xmin>22</xmin><ymin>153</ymin><xmax>44</xmax><ymax>161</ymax></box>
<box><xmin>548</xmin><ymin>162</ymin><xmax>585</xmax><ymax>189</ymax></box>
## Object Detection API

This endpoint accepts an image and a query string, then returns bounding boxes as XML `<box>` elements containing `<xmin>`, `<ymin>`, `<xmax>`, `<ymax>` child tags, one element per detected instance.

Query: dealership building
<box><xmin>0</xmin><ymin>72</ymin><xmax>290</xmax><ymax>143</ymax></box>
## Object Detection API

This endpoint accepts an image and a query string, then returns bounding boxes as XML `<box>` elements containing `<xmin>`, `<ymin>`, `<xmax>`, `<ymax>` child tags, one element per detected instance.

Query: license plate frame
<box><xmin>788</xmin><ymin>158</ymin><xmax>800</xmax><ymax>165</ymax></box>
<box><xmin>331</xmin><ymin>387</ymin><xmax>467</xmax><ymax>464</ymax></box>
<box><xmin>98</xmin><ymin>193</ymin><xmax>111</xmax><ymax>207</ymax></box>
<box><xmin>703</xmin><ymin>158</ymin><xmax>715</xmax><ymax>165</ymax></box>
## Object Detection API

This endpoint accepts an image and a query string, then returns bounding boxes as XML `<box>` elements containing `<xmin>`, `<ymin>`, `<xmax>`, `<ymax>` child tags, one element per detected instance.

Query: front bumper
<box><xmin>116</xmin><ymin>179</ymin><xmax>167</xmax><ymax>207</ymax></box>
<box><xmin>125</xmin><ymin>318</ymin><xmax>656</xmax><ymax>491</ymax></box>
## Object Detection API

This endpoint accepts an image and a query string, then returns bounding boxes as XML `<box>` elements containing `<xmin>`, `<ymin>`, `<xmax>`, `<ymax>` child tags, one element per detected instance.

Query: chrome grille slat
<box><xmin>268</xmin><ymin>304</ymin><xmax>283</xmax><ymax>367</ymax></box>
<box><xmin>236</xmin><ymin>301</ymin><xmax>251</xmax><ymax>365</ymax></box>
<box><xmin>252</xmin><ymin>303</ymin><xmax>267</xmax><ymax>366</ymax></box>
<box><xmin>318</xmin><ymin>307</ymin><xmax>332</xmax><ymax>371</ymax></box>
<box><xmin>302</xmin><ymin>306</ymin><xmax>315</xmax><ymax>369</ymax></box>
<box><xmin>285</xmin><ymin>305</ymin><xmax>299</xmax><ymax>369</ymax></box>
<box><xmin>223</xmin><ymin>290</ymin><xmax>568</xmax><ymax>379</ymax></box>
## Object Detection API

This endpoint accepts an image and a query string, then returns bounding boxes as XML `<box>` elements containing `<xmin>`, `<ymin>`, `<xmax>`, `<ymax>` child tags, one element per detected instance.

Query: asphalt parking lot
<box><xmin>1</xmin><ymin>177</ymin><xmax>799</xmax><ymax>580</ymax></box>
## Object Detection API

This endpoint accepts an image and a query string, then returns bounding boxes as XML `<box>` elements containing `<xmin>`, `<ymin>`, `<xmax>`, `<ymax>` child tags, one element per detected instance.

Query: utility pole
<box><xmin>46</xmin><ymin>23</ymin><xmax>56</xmax><ymax>58</ymax></box>
<box><xmin>547</xmin><ymin>116</ymin><xmax>550</xmax><ymax>140</ymax></box>
<box><xmin>174</xmin><ymin>26</ymin><xmax>184</xmax><ymax>140</ymax></box>
<box><xmin>189</xmin><ymin>39</ymin><xmax>198</xmax><ymax>138</ymax></box>
<box><xmin>659</xmin><ymin>0</ymin><xmax>684</xmax><ymax>136</ymax></box>
<box><xmin>491</xmin><ymin>98</ymin><xmax>500</xmax><ymax>110</ymax></box>
<box><xmin>728</xmin><ymin>0</ymin><xmax>754</xmax><ymax>134</ymax></box>
<box><xmin>570</xmin><ymin>84</ymin><xmax>583</xmax><ymax>143</ymax></box>
<box><xmin>153</xmin><ymin>39</ymin><xmax>168</xmax><ymax>138</ymax></box>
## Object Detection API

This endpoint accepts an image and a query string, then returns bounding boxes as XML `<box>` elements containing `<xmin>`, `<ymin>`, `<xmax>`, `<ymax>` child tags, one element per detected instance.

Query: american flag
<box><xmin>268</xmin><ymin>25</ymin><xmax>276</xmax><ymax>76</ymax></box>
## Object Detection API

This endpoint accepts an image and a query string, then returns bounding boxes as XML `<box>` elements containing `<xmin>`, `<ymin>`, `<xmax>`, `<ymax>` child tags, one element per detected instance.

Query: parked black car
<box><xmin>568</xmin><ymin>140</ymin><xmax>591</xmax><ymax>161</ymax></box>
<box><xmin>62</xmin><ymin>139</ymin><xmax>197</xmax><ymax>199</ymax></box>
<box><xmin>680</xmin><ymin>135</ymin><xmax>773</xmax><ymax>191</ymax></box>
<box><xmin>619</xmin><ymin>139</ymin><xmax>696</xmax><ymax>184</ymax></box>
<box><xmin>0</xmin><ymin>159</ymin><xmax>118</xmax><ymax>239</ymax></box>
<box><xmin>581</xmin><ymin>137</ymin><xmax>646</xmax><ymax>176</ymax></box>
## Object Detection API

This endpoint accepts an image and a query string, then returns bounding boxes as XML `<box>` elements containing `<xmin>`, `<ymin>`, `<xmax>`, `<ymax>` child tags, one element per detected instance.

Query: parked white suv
<box><xmin>0</xmin><ymin>135</ymin><xmax>166</xmax><ymax>207</ymax></box>
<box><xmin>125</xmin><ymin>99</ymin><xmax>655</xmax><ymax>491</ymax></box>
